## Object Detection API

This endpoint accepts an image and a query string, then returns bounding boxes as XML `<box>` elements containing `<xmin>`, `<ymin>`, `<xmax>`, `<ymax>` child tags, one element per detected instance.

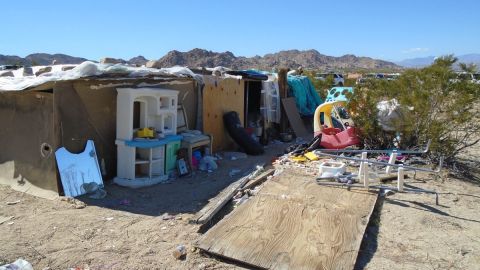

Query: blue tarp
<box><xmin>287</xmin><ymin>75</ymin><xmax>323</xmax><ymax>116</ymax></box>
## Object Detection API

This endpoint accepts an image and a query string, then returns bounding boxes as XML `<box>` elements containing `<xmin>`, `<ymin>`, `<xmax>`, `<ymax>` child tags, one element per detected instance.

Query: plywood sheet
<box><xmin>282</xmin><ymin>97</ymin><xmax>310</xmax><ymax>139</ymax></box>
<box><xmin>203</xmin><ymin>76</ymin><xmax>245</xmax><ymax>152</ymax></box>
<box><xmin>197</xmin><ymin>170</ymin><xmax>377</xmax><ymax>270</ymax></box>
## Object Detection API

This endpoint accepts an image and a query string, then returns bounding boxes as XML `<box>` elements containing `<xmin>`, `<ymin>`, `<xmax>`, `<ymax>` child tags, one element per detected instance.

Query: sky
<box><xmin>2</xmin><ymin>0</ymin><xmax>479</xmax><ymax>62</ymax></box>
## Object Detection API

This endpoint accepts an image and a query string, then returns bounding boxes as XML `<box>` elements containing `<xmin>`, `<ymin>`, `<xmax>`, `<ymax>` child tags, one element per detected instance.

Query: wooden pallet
<box><xmin>196</xmin><ymin>170</ymin><xmax>378</xmax><ymax>270</ymax></box>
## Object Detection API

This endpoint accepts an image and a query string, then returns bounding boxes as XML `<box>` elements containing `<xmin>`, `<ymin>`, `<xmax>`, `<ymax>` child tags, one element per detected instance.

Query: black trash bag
<box><xmin>223</xmin><ymin>111</ymin><xmax>264</xmax><ymax>155</ymax></box>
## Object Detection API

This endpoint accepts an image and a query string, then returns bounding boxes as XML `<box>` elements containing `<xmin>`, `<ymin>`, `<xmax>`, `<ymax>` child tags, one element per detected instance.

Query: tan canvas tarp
<box><xmin>0</xmin><ymin>91</ymin><xmax>59</xmax><ymax>199</ymax></box>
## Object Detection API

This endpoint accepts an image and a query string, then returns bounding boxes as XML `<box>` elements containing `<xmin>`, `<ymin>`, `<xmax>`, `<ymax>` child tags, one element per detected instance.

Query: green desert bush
<box><xmin>347</xmin><ymin>55</ymin><xmax>480</xmax><ymax>162</ymax></box>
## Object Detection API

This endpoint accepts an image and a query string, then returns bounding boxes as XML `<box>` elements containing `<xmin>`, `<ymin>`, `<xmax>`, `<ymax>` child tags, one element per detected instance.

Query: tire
<box><xmin>223</xmin><ymin>111</ymin><xmax>264</xmax><ymax>155</ymax></box>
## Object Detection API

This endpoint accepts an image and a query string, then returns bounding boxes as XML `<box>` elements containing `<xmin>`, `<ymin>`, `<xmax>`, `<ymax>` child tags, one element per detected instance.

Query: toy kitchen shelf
<box><xmin>114</xmin><ymin>87</ymin><xmax>180</xmax><ymax>188</ymax></box>
<box><xmin>114</xmin><ymin>135</ymin><xmax>182</xmax><ymax>188</ymax></box>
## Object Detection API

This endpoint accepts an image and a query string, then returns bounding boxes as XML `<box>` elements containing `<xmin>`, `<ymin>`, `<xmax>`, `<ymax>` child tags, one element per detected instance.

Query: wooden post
<box><xmin>278</xmin><ymin>68</ymin><xmax>289</xmax><ymax>133</ymax></box>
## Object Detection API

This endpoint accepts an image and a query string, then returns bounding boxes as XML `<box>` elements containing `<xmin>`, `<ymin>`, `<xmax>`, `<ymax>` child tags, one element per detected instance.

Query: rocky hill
<box><xmin>154</xmin><ymin>49</ymin><xmax>401</xmax><ymax>70</ymax></box>
<box><xmin>0</xmin><ymin>53</ymin><xmax>88</xmax><ymax>66</ymax></box>
<box><xmin>1</xmin><ymin>49</ymin><xmax>401</xmax><ymax>71</ymax></box>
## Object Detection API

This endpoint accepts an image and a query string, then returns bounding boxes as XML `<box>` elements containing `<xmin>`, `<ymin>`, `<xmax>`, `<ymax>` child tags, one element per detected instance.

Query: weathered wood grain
<box><xmin>197</xmin><ymin>170</ymin><xmax>377</xmax><ymax>270</ymax></box>
<box><xmin>203</xmin><ymin>76</ymin><xmax>245</xmax><ymax>152</ymax></box>
<box><xmin>241</xmin><ymin>168</ymin><xmax>275</xmax><ymax>191</ymax></box>
<box><xmin>192</xmin><ymin>171</ymin><xmax>253</xmax><ymax>225</ymax></box>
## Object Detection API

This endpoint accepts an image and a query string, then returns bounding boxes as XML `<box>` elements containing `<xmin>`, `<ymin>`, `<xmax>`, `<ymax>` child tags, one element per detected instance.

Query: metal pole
<box><xmin>398</xmin><ymin>167</ymin><xmax>404</xmax><ymax>191</ymax></box>
<box><xmin>316</xmin><ymin>139</ymin><xmax>431</xmax><ymax>155</ymax></box>
<box><xmin>315</xmin><ymin>181</ymin><xmax>439</xmax><ymax>205</ymax></box>
<box><xmin>386</xmin><ymin>153</ymin><xmax>397</xmax><ymax>174</ymax></box>
<box><xmin>313</xmin><ymin>150</ymin><xmax>443</xmax><ymax>174</ymax></box>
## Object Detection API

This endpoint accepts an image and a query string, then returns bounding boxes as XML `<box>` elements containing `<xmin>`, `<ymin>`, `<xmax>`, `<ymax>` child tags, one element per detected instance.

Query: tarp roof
<box><xmin>0</xmin><ymin>61</ymin><xmax>202</xmax><ymax>91</ymax></box>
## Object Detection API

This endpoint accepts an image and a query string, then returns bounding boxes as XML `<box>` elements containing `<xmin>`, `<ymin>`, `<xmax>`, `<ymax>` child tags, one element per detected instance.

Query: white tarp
<box><xmin>0</xmin><ymin>61</ymin><xmax>200</xmax><ymax>91</ymax></box>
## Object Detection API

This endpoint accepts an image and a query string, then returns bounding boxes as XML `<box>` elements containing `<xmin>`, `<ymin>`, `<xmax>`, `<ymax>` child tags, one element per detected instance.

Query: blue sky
<box><xmin>2</xmin><ymin>0</ymin><xmax>479</xmax><ymax>61</ymax></box>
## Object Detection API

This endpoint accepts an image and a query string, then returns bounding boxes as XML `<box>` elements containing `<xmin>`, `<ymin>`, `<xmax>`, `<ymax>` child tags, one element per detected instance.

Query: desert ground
<box><xmin>1</xmin><ymin>141</ymin><xmax>479</xmax><ymax>270</ymax></box>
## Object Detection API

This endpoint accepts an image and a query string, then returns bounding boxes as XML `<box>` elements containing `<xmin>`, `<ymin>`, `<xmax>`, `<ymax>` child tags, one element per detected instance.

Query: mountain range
<box><xmin>1</xmin><ymin>49</ymin><xmax>479</xmax><ymax>71</ymax></box>
<box><xmin>395</xmin><ymin>54</ymin><xmax>480</xmax><ymax>69</ymax></box>
<box><xmin>151</xmin><ymin>49</ymin><xmax>400</xmax><ymax>70</ymax></box>
<box><xmin>0</xmin><ymin>49</ymin><xmax>400</xmax><ymax>71</ymax></box>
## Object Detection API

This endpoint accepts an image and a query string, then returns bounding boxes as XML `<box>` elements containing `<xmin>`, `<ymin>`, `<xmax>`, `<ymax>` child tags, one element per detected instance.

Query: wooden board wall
<box><xmin>203</xmin><ymin>76</ymin><xmax>244</xmax><ymax>152</ymax></box>
<box><xmin>197</xmin><ymin>170</ymin><xmax>378</xmax><ymax>270</ymax></box>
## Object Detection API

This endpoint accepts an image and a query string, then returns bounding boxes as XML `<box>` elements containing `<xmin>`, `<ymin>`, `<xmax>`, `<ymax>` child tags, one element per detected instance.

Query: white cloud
<box><xmin>402</xmin><ymin>47</ymin><xmax>430</xmax><ymax>54</ymax></box>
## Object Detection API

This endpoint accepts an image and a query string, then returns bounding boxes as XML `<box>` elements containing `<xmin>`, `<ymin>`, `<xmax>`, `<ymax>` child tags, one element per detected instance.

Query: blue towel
<box><xmin>287</xmin><ymin>76</ymin><xmax>323</xmax><ymax>116</ymax></box>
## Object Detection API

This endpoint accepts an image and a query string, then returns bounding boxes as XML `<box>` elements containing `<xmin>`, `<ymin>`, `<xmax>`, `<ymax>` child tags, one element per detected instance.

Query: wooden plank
<box><xmin>197</xmin><ymin>170</ymin><xmax>378</xmax><ymax>270</ymax></box>
<box><xmin>282</xmin><ymin>97</ymin><xmax>310</xmax><ymax>139</ymax></box>
<box><xmin>192</xmin><ymin>172</ymin><xmax>252</xmax><ymax>225</ymax></box>
<box><xmin>203</xmin><ymin>76</ymin><xmax>245</xmax><ymax>152</ymax></box>
<box><xmin>278</xmin><ymin>68</ymin><xmax>289</xmax><ymax>133</ymax></box>
<box><xmin>241</xmin><ymin>168</ymin><xmax>275</xmax><ymax>191</ymax></box>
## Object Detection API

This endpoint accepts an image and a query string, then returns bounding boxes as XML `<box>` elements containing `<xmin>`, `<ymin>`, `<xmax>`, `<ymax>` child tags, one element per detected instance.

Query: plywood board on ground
<box><xmin>197</xmin><ymin>170</ymin><xmax>378</xmax><ymax>270</ymax></box>
<box><xmin>203</xmin><ymin>76</ymin><xmax>245</xmax><ymax>152</ymax></box>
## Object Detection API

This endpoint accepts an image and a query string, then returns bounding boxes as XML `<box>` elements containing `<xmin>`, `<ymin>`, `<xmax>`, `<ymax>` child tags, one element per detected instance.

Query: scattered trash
<box><xmin>60</xmin><ymin>197</ymin><xmax>87</xmax><ymax>209</ymax></box>
<box><xmin>233</xmin><ymin>191</ymin><xmax>243</xmax><ymax>200</ymax></box>
<box><xmin>161</xmin><ymin>226</ymin><xmax>167</xmax><ymax>230</ymax></box>
<box><xmin>6</xmin><ymin>200</ymin><xmax>21</xmax><ymax>205</ymax></box>
<box><xmin>0</xmin><ymin>259</ymin><xmax>33</xmax><ymax>270</ymax></box>
<box><xmin>104</xmin><ymin>217</ymin><xmax>114</xmax><ymax>221</ymax></box>
<box><xmin>222</xmin><ymin>152</ymin><xmax>248</xmax><ymax>160</ymax></box>
<box><xmin>229</xmin><ymin>169</ymin><xmax>241</xmax><ymax>177</ymax></box>
<box><xmin>161</xmin><ymin>213</ymin><xmax>175</xmax><ymax>220</ymax></box>
<box><xmin>248</xmin><ymin>165</ymin><xmax>265</xmax><ymax>180</ymax></box>
<box><xmin>7</xmin><ymin>222</ymin><xmax>14</xmax><ymax>225</ymax></box>
<box><xmin>198</xmin><ymin>156</ymin><xmax>218</xmax><ymax>172</ymax></box>
<box><xmin>172</xmin><ymin>245</ymin><xmax>187</xmax><ymax>260</ymax></box>
<box><xmin>233</xmin><ymin>194</ymin><xmax>249</xmax><ymax>206</ymax></box>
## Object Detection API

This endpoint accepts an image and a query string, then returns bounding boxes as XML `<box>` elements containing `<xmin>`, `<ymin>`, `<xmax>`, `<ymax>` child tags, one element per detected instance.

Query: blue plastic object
<box><xmin>124</xmin><ymin>135</ymin><xmax>183</xmax><ymax>148</ymax></box>
<box><xmin>193</xmin><ymin>150</ymin><xmax>202</xmax><ymax>161</ymax></box>
<box><xmin>325</xmin><ymin>87</ymin><xmax>354</xmax><ymax>102</ymax></box>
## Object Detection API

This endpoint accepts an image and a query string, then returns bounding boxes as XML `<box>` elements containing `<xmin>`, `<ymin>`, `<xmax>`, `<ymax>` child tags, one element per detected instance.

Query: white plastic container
<box><xmin>318</xmin><ymin>160</ymin><xmax>347</xmax><ymax>178</ymax></box>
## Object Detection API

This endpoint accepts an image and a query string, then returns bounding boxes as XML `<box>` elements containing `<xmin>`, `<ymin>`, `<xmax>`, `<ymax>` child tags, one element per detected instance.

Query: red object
<box><xmin>245</xmin><ymin>127</ymin><xmax>254</xmax><ymax>136</ymax></box>
<box><xmin>318</xmin><ymin>127</ymin><xmax>360</xmax><ymax>149</ymax></box>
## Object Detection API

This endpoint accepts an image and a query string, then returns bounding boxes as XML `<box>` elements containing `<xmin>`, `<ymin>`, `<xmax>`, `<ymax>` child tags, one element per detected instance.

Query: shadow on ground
<box><xmin>354</xmin><ymin>196</ymin><xmax>385</xmax><ymax>270</ymax></box>
<box><xmin>448</xmin><ymin>158</ymin><xmax>480</xmax><ymax>186</ymax></box>
<box><xmin>76</xmin><ymin>146</ymin><xmax>285</xmax><ymax>217</ymax></box>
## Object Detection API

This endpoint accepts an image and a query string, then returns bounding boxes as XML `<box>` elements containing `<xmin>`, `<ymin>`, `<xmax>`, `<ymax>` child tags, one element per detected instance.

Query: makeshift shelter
<box><xmin>0</xmin><ymin>62</ymin><xmax>199</xmax><ymax>199</ymax></box>
<box><xmin>198</xmin><ymin>71</ymin><xmax>276</xmax><ymax>152</ymax></box>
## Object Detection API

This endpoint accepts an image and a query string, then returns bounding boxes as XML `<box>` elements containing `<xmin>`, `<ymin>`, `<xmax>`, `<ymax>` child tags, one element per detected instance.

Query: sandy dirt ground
<box><xmin>1</xmin><ymin>141</ymin><xmax>479</xmax><ymax>270</ymax></box>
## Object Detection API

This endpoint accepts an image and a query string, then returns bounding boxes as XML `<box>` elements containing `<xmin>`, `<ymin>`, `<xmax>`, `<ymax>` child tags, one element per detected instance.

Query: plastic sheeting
<box><xmin>0</xmin><ymin>61</ymin><xmax>202</xmax><ymax>91</ymax></box>
<box><xmin>261</xmin><ymin>78</ymin><xmax>281</xmax><ymax>123</ymax></box>
<box><xmin>376</xmin><ymin>99</ymin><xmax>410</xmax><ymax>131</ymax></box>
<box><xmin>287</xmin><ymin>75</ymin><xmax>323</xmax><ymax>116</ymax></box>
